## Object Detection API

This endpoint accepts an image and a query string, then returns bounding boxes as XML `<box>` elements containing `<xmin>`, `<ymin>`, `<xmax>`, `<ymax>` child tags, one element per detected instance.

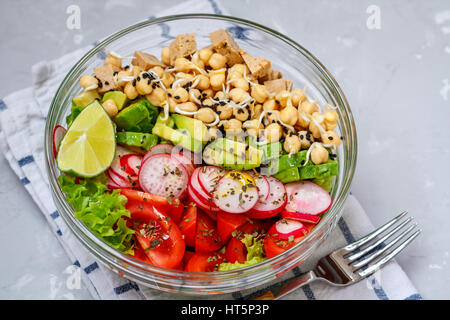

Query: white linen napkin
<box><xmin>0</xmin><ymin>0</ymin><xmax>422</xmax><ymax>300</ymax></box>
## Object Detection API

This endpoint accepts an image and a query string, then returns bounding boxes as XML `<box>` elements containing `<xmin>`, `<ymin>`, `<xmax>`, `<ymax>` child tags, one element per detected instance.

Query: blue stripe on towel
<box><xmin>56</xmin><ymin>229</ymin><xmax>62</xmax><ymax>236</ymax></box>
<box><xmin>208</xmin><ymin>0</ymin><xmax>223</xmax><ymax>14</ymax></box>
<box><xmin>404</xmin><ymin>293</ymin><xmax>423</xmax><ymax>300</ymax></box>
<box><xmin>50</xmin><ymin>210</ymin><xmax>59</xmax><ymax>219</ymax></box>
<box><xmin>84</xmin><ymin>262</ymin><xmax>99</xmax><ymax>274</ymax></box>
<box><xmin>338</xmin><ymin>217</ymin><xmax>390</xmax><ymax>300</ymax></box>
<box><xmin>20</xmin><ymin>177</ymin><xmax>30</xmax><ymax>185</ymax></box>
<box><xmin>18</xmin><ymin>155</ymin><xmax>35</xmax><ymax>167</ymax></box>
<box><xmin>114</xmin><ymin>282</ymin><xmax>139</xmax><ymax>295</ymax></box>
<box><xmin>0</xmin><ymin>99</ymin><xmax>7</xmax><ymax>111</ymax></box>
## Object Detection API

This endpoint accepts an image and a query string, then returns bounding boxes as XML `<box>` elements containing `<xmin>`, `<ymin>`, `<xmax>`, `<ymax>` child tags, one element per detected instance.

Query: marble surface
<box><xmin>0</xmin><ymin>0</ymin><xmax>449</xmax><ymax>299</ymax></box>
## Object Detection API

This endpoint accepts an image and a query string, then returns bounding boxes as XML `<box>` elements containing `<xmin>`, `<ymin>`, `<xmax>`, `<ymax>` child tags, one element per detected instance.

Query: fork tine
<box><xmin>342</xmin><ymin>211</ymin><xmax>408</xmax><ymax>252</ymax></box>
<box><xmin>346</xmin><ymin>217</ymin><xmax>414</xmax><ymax>262</ymax></box>
<box><xmin>357</xmin><ymin>229</ymin><xmax>421</xmax><ymax>278</ymax></box>
<box><xmin>351</xmin><ymin>223</ymin><xmax>417</xmax><ymax>270</ymax></box>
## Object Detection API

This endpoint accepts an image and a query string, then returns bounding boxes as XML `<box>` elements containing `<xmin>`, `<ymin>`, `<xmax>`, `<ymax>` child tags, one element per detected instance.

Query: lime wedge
<box><xmin>57</xmin><ymin>100</ymin><xmax>116</xmax><ymax>178</ymax></box>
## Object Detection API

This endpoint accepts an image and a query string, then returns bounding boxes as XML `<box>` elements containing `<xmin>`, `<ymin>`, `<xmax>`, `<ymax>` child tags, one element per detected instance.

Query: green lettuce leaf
<box><xmin>218</xmin><ymin>234</ymin><xmax>266</xmax><ymax>271</ymax></box>
<box><xmin>57</xmin><ymin>174</ymin><xmax>135</xmax><ymax>254</ymax></box>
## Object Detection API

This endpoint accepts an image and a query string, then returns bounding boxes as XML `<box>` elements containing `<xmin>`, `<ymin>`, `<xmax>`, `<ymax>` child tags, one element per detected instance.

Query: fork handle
<box><xmin>252</xmin><ymin>270</ymin><xmax>317</xmax><ymax>300</ymax></box>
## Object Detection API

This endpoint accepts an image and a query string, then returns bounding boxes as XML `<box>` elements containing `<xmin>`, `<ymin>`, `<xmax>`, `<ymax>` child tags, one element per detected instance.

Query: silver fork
<box><xmin>252</xmin><ymin>211</ymin><xmax>420</xmax><ymax>300</ymax></box>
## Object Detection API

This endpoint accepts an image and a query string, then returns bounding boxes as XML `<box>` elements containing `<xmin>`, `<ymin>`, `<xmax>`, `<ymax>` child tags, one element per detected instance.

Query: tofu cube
<box><xmin>209</xmin><ymin>29</ymin><xmax>243</xmax><ymax>67</ymax></box>
<box><xmin>264</xmin><ymin>79</ymin><xmax>293</xmax><ymax>94</ymax></box>
<box><xmin>94</xmin><ymin>65</ymin><xmax>117</xmax><ymax>93</ymax></box>
<box><xmin>240</xmin><ymin>50</ymin><xmax>271</xmax><ymax>79</ymax></box>
<box><xmin>260</xmin><ymin>68</ymin><xmax>282</xmax><ymax>82</ymax></box>
<box><xmin>168</xmin><ymin>33</ymin><xmax>197</xmax><ymax>65</ymax></box>
<box><xmin>133</xmin><ymin>51</ymin><xmax>166</xmax><ymax>70</ymax></box>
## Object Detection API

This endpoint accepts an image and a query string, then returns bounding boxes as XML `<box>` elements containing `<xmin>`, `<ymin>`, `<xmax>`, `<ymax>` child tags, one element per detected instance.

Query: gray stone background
<box><xmin>0</xmin><ymin>0</ymin><xmax>449</xmax><ymax>299</ymax></box>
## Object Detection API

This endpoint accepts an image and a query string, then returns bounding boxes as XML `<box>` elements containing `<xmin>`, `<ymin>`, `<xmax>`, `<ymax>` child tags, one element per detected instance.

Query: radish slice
<box><xmin>138</xmin><ymin>153</ymin><xmax>189</xmax><ymax>199</ymax></box>
<box><xmin>178</xmin><ymin>148</ymin><xmax>202</xmax><ymax>167</ymax></box>
<box><xmin>189</xmin><ymin>167</ymin><xmax>220</xmax><ymax>212</ymax></box>
<box><xmin>143</xmin><ymin>143</ymin><xmax>174</xmax><ymax>163</ymax></box>
<box><xmin>187</xmin><ymin>184</ymin><xmax>219</xmax><ymax>214</ymax></box>
<box><xmin>212</xmin><ymin>173</ymin><xmax>259</xmax><ymax>214</ymax></box>
<box><xmin>170</xmin><ymin>153</ymin><xmax>194</xmax><ymax>176</ymax></box>
<box><xmin>119</xmin><ymin>154</ymin><xmax>142</xmax><ymax>176</ymax></box>
<box><xmin>109</xmin><ymin>146</ymin><xmax>139</xmax><ymax>185</ymax></box>
<box><xmin>247</xmin><ymin>172</ymin><xmax>270</xmax><ymax>202</ymax></box>
<box><xmin>285</xmin><ymin>181</ymin><xmax>332</xmax><ymax>215</ymax></box>
<box><xmin>281</xmin><ymin>211</ymin><xmax>321</xmax><ymax>224</ymax></box>
<box><xmin>52</xmin><ymin>125</ymin><xmax>66</xmax><ymax>158</ymax></box>
<box><xmin>198</xmin><ymin>166</ymin><xmax>227</xmax><ymax>195</ymax></box>
<box><xmin>106</xmin><ymin>169</ymin><xmax>134</xmax><ymax>189</ymax></box>
<box><xmin>275</xmin><ymin>218</ymin><xmax>308</xmax><ymax>240</ymax></box>
<box><xmin>246</xmin><ymin>176</ymin><xmax>286</xmax><ymax>219</ymax></box>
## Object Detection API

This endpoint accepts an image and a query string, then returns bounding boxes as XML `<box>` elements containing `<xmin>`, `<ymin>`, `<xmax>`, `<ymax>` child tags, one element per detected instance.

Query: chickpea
<box><xmin>321</xmin><ymin>130</ymin><xmax>342</xmax><ymax>146</ymax></box>
<box><xmin>172</xmin><ymin>87</ymin><xmax>189</xmax><ymax>103</ymax></box>
<box><xmin>324</xmin><ymin>109</ymin><xmax>339</xmax><ymax>122</ymax></box>
<box><xmin>300</xmin><ymin>100</ymin><xmax>319</xmax><ymax>115</ymax></box>
<box><xmin>150</xmin><ymin>66</ymin><xmax>165</xmax><ymax>78</ymax></box>
<box><xmin>199</xmin><ymin>48</ymin><xmax>213</xmax><ymax>64</ymax></box>
<box><xmin>191</xmin><ymin>53</ymin><xmax>205</xmax><ymax>70</ymax></box>
<box><xmin>250</xmin><ymin>103</ymin><xmax>263</xmax><ymax>120</ymax></box>
<box><xmin>79</xmin><ymin>75</ymin><xmax>98</xmax><ymax>89</ymax></box>
<box><xmin>214</xmin><ymin>91</ymin><xmax>227</xmax><ymax>100</ymax></box>
<box><xmin>243</xmin><ymin>119</ymin><xmax>264</xmax><ymax>137</ymax></box>
<box><xmin>227</xmin><ymin>70</ymin><xmax>242</xmax><ymax>82</ymax></box>
<box><xmin>296</xmin><ymin>112</ymin><xmax>310</xmax><ymax>128</ymax></box>
<box><xmin>324</xmin><ymin>120</ymin><xmax>338</xmax><ymax>131</ymax></box>
<box><xmin>124</xmin><ymin>82</ymin><xmax>138</xmax><ymax>100</ymax></box>
<box><xmin>263</xmin><ymin>99</ymin><xmax>277</xmax><ymax>111</ymax></box>
<box><xmin>174</xmin><ymin>57</ymin><xmax>192</xmax><ymax>73</ymax></box>
<box><xmin>202</xmin><ymin>98</ymin><xmax>214</xmax><ymax>108</ymax></box>
<box><xmin>275</xmin><ymin>90</ymin><xmax>291</xmax><ymax>108</ymax></box>
<box><xmin>311</xmin><ymin>144</ymin><xmax>329</xmax><ymax>165</ymax></box>
<box><xmin>284</xmin><ymin>133</ymin><xmax>301</xmax><ymax>154</ymax></box>
<box><xmin>194</xmin><ymin>107</ymin><xmax>217</xmax><ymax>124</ymax></box>
<box><xmin>104</xmin><ymin>53</ymin><xmax>122</xmax><ymax>69</ymax></box>
<box><xmin>291</xmin><ymin>88</ymin><xmax>307</xmax><ymax>106</ymax></box>
<box><xmin>202</xmin><ymin>89</ymin><xmax>214</xmax><ymax>99</ymax></box>
<box><xmin>116</xmin><ymin>70</ymin><xmax>132</xmax><ymax>87</ymax></box>
<box><xmin>161</xmin><ymin>47</ymin><xmax>171</xmax><ymax>65</ymax></box>
<box><xmin>217</xmin><ymin>104</ymin><xmax>233</xmax><ymax>120</ymax></box>
<box><xmin>196</xmin><ymin>74</ymin><xmax>210</xmax><ymax>90</ymax></box>
<box><xmin>208</xmin><ymin>53</ymin><xmax>227</xmax><ymax>70</ymax></box>
<box><xmin>223</xmin><ymin>119</ymin><xmax>242</xmax><ymax>135</ymax></box>
<box><xmin>175</xmin><ymin>72</ymin><xmax>194</xmax><ymax>80</ymax></box>
<box><xmin>251</xmin><ymin>84</ymin><xmax>269</xmax><ymax>103</ymax></box>
<box><xmin>298</xmin><ymin>130</ymin><xmax>314</xmax><ymax>149</ymax></box>
<box><xmin>309</xmin><ymin>112</ymin><xmax>325</xmax><ymax>139</ymax></box>
<box><xmin>189</xmin><ymin>88</ymin><xmax>202</xmax><ymax>103</ymax></box>
<box><xmin>229</xmin><ymin>88</ymin><xmax>249</xmax><ymax>104</ymax></box>
<box><xmin>232</xmin><ymin>78</ymin><xmax>250</xmax><ymax>91</ymax></box>
<box><xmin>233</xmin><ymin>107</ymin><xmax>250</xmax><ymax>122</ymax></box>
<box><xmin>280</xmin><ymin>106</ymin><xmax>299</xmax><ymax>126</ymax></box>
<box><xmin>136</xmin><ymin>76</ymin><xmax>153</xmax><ymax>95</ymax></box>
<box><xmin>208</xmin><ymin>126</ymin><xmax>221</xmax><ymax>140</ymax></box>
<box><xmin>264</xmin><ymin>123</ymin><xmax>282</xmax><ymax>143</ymax></box>
<box><xmin>231</xmin><ymin>64</ymin><xmax>248</xmax><ymax>76</ymax></box>
<box><xmin>266</xmin><ymin>110</ymin><xmax>280</xmax><ymax>124</ymax></box>
<box><xmin>177</xmin><ymin>102</ymin><xmax>198</xmax><ymax>113</ymax></box>
<box><xmin>210</xmin><ymin>73</ymin><xmax>225</xmax><ymax>91</ymax></box>
<box><xmin>132</xmin><ymin>66</ymin><xmax>143</xmax><ymax>77</ymax></box>
<box><xmin>146</xmin><ymin>87</ymin><xmax>166</xmax><ymax>106</ymax></box>
<box><xmin>102</xmin><ymin>99</ymin><xmax>118</xmax><ymax>117</ymax></box>
<box><xmin>168</xmin><ymin>97</ymin><xmax>177</xmax><ymax>113</ymax></box>
<box><xmin>161</xmin><ymin>72</ymin><xmax>175</xmax><ymax>88</ymax></box>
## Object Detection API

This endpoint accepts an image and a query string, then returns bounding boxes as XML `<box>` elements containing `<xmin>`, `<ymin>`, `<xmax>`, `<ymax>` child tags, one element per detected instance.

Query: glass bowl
<box><xmin>44</xmin><ymin>14</ymin><xmax>357</xmax><ymax>295</ymax></box>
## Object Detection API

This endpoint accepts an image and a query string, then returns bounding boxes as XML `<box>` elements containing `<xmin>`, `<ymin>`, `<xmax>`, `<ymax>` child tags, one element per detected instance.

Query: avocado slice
<box><xmin>299</xmin><ymin>160</ymin><xmax>339</xmax><ymax>180</ymax></box>
<box><xmin>274</xmin><ymin>167</ymin><xmax>300</xmax><ymax>183</ymax></box>
<box><xmin>66</xmin><ymin>105</ymin><xmax>85</xmax><ymax>128</ymax></box>
<box><xmin>156</xmin><ymin>111</ymin><xmax>175</xmax><ymax>128</ymax></box>
<box><xmin>248</xmin><ymin>138</ymin><xmax>283</xmax><ymax>164</ymax></box>
<box><xmin>101</xmin><ymin>91</ymin><xmax>128</xmax><ymax>110</ymax></box>
<box><xmin>313</xmin><ymin>176</ymin><xmax>335</xmax><ymax>192</ymax></box>
<box><xmin>172</xmin><ymin>114</ymin><xmax>210</xmax><ymax>143</ymax></box>
<box><xmin>266</xmin><ymin>150</ymin><xmax>307</xmax><ymax>175</ymax></box>
<box><xmin>114</xmin><ymin>99</ymin><xmax>158</xmax><ymax>133</ymax></box>
<box><xmin>72</xmin><ymin>90</ymin><xmax>101</xmax><ymax>108</ymax></box>
<box><xmin>152</xmin><ymin>123</ymin><xmax>203</xmax><ymax>153</ymax></box>
<box><xmin>202</xmin><ymin>142</ymin><xmax>259</xmax><ymax>170</ymax></box>
<box><xmin>116</xmin><ymin>132</ymin><xmax>158</xmax><ymax>150</ymax></box>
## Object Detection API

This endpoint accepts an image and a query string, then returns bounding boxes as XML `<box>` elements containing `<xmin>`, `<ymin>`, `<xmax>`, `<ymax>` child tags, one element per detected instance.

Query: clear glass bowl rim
<box><xmin>44</xmin><ymin>13</ymin><xmax>357</xmax><ymax>294</ymax></box>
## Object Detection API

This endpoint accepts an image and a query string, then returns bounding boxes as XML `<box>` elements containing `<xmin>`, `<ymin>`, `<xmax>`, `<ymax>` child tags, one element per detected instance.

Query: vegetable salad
<box><xmin>54</xmin><ymin>29</ymin><xmax>342</xmax><ymax>272</ymax></box>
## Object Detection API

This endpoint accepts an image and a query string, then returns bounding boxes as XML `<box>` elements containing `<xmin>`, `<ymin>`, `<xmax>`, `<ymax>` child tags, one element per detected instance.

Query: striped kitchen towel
<box><xmin>0</xmin><ymin>0</ymin><xmax>422</xmax><ymax>300</ymax></box>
